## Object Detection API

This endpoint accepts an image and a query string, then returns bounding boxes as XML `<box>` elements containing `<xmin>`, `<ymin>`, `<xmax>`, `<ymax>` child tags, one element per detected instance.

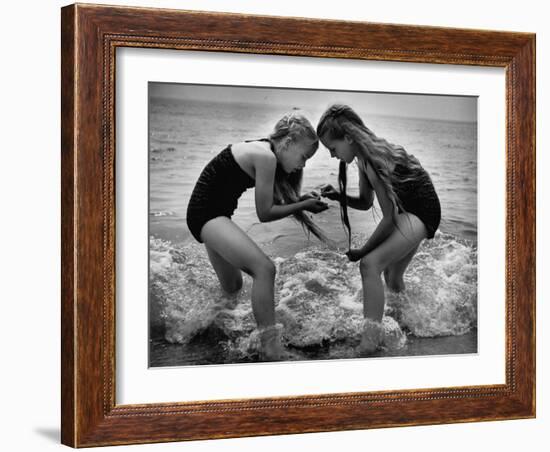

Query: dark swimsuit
<box><xmin>389</xmin><ymin>162</ymin><xmax>441</xmax><ymax>239</ymax></box>
<box><xmin>186</xmin><ymin>140</ymin><xmax>271</xmax><ymax>243</ymax></box>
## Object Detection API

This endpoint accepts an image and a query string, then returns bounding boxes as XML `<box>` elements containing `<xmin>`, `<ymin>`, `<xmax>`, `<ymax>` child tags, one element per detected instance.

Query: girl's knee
<box><xmin>254</xmin><ymin>258</ymin><xmax>276</xmax><ymax>280</ymax></box>
<box><xmin>359</xmin><ymin>256</ymin><xmax>382</xmax><ymax>277</ymax></box>
<box><xmin>383</xmin><ymin>267</ymin><xmax>405</xmax><ymax>292</ymax></box>
<box><xmin>387</xmin><ymin>276</ymin><xmax>405</xmax><ymax>293</ymax></box>
<box><xmin>222</xmin><ymin>274</ymin><xmax>243</xmax><ymax>294</ymax></box>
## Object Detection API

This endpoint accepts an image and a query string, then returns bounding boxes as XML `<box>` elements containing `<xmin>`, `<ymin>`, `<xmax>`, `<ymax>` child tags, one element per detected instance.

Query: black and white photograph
<box><xmin>148</xmin><ymin>83</ymin><xmax>478</xmax><ymax>367</ymax></box>
<box><xmin>4</xmin><ymin>0</ymin><xmax>545</xmax><ymax>450</ymax></box>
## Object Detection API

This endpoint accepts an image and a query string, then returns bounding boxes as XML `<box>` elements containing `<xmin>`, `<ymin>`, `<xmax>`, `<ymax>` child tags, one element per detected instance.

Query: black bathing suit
<box><xmin>186</xmin><ymin>139</ymin><xmax>272</xmax><ymax>243</ymax></box>
<box><xmin>389</xmin><ymin>162</ymin><xmax>441</xmax><ymax>239</ymax></box>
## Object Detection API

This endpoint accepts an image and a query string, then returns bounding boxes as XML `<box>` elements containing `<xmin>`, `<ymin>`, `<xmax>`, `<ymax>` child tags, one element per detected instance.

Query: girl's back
<box><xmin>230</xmin><ymin>140</ymin><xmax>276</xmax><ymax>180</ymax></box>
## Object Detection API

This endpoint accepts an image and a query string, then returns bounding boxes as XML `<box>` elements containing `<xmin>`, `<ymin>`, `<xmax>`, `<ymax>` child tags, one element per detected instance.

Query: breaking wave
<box><xmin>149</xmin><ymin>231</ymin><xmax>477</xmax><ymax>363</ymax></box>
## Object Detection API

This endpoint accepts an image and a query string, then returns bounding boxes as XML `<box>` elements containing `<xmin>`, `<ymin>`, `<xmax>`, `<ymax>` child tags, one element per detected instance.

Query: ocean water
<box><xmin>148</xmin><ymin>96</ymin><xmax>478</xmax><ymax>366</ymax></box>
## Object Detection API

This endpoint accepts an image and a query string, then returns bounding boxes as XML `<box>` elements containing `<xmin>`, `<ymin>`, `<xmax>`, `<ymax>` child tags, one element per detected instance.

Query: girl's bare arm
<box><xmin>357</xmin><ymin>163</ymin><xmax>375</xmax><ymax>209</ymax></box>
<box><xmin>320</xmin><ymin>166</ymin><xmax>373</xmax><ymax>210</ymax></box>
<box><xmin>254</xmin><ymin>153</ymin><xmax>327</xmax><ymax>222</ymax></box>
<box><xmin>352</xmin><ymin>164</ymin><xmax>397</xmax><ymax>257</ymax></box>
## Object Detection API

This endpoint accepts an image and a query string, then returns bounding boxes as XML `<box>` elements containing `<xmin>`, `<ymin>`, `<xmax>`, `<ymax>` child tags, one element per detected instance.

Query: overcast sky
<box><xmin>150</xmin><ymin>82</ymin><xmax>476</xmax><ymax>123</ymax></box>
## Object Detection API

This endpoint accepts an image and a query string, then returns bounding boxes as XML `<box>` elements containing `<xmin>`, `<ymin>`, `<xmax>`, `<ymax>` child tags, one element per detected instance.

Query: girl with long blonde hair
<box><xmin>187</xmin><ymin>113</ymin><xmax>329</xmax><ymax>360</ymax></box>
<box><xmin>317</xmin><ymin>104</ymin><xmax>441</xmax><ymax>354</ymax></box>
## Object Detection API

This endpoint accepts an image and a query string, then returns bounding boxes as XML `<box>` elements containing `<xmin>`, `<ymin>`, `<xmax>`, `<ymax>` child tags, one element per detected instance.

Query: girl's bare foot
<box><xmin>360</xmin><ymin>318</ymin><xmax>384</xmax><ymax>355</ymax></box>
<box><xmin>259</xmin><ymin>324</ymin><xmax>286</xmax><ymax>361</ymax></box>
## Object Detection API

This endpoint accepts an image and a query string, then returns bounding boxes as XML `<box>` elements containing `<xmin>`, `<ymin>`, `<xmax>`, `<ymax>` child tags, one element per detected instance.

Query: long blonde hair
<box><xmin>317</xmin><ymin>104</ymin><xmax>424</xmax><ymax>247</ymax></box>
<box><xmin>268</xmin><ymin>112</ymin><xmax>329</xmax><ymax>243</ymax></box>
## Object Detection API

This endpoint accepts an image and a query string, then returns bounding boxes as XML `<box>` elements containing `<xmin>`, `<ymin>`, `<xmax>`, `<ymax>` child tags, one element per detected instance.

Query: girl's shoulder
<box><xmin>233</xmin><ymin>140</ymin><xmax>272</xmax><ymax>155</ymax></box>
<box><xmin>231</xmin><ymin>140</ymin><xmax>276</xmax><ymax>170</ymax></box>
<box><xmin>357</xmin><ymin>157</ymin><xmax>375</xmax><ymax>177</ymax></box>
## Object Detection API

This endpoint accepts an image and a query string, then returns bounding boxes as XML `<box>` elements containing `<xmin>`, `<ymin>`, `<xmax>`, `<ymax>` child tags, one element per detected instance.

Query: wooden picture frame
<box><xmin>61</xmin><ymin>3</ymin><xmax>535</xmax><ymax>447</ymax></box>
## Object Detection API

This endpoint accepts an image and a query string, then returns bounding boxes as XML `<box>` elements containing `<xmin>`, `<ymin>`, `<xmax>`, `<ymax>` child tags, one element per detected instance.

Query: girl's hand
<box><xmin>345</xmin><ymin>248</ymin><xmax>364</xmax><ymax>262</ymax></box>
<box><xmin>303</xmin><ymin>198</ymin><xmax>329</xmax><ymax>214</ymax></box>
<box><xmin>320</xmin><ymin>184</ymin><xmax>340</xmax><ymax>201</ymax></box>
<box><xmin>299</xmin><ymin>190</ymin><xmax>321</xmax><ymax>201</ymax></box>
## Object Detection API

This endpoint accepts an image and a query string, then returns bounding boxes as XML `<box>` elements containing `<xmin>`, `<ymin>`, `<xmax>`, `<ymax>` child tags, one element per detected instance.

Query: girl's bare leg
<box><xmin>383</xmin><ymin>244</ymin><xmax>419</xmax><ymax>293</ymax></box>
<box><xmin>358</xmin><ymin>213</ymin><xmax>426</xmax><ymax>353</ymax></box>
<box><xmin>205</xmin><ymin>244</ymin><xmax>243</xmax><ymax>295</ymax></box>
<box><xmin>360</xmin><ymin>213</ymin><xmax>426</xmax><ymax>322</ymax></box>
<box><xmin>201</xmin><ymin>217</ymin><xmax>276</xmax><ymax>328</ymax></box>
<box><xmin>201</xmin><ymin>217</ymin><xmax>284</xmax><ymax>360</ymax></box>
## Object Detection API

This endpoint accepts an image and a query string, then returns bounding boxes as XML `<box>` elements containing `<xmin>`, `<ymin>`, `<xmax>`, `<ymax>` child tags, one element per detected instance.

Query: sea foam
<box><xmin>150</xmin><ymin>231</ymin><xmax>477</xmax><ymax>360</ymax></box>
